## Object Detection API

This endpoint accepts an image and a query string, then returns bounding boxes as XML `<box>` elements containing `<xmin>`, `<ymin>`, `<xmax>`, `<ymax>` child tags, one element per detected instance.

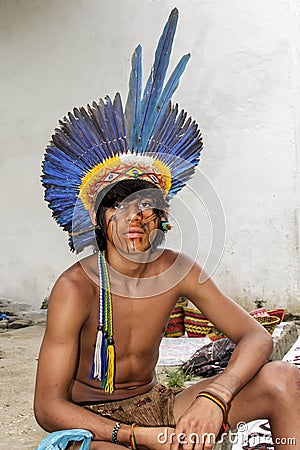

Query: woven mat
<box><xmin>158</xmin><ymin>336</ymin><xmax>210</xmax><ymax>366</ymax></box>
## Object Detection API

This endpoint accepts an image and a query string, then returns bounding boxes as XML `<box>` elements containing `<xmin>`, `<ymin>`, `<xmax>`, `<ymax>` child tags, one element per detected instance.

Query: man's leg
<box><xmin>173</xmin><ymin>361</ymin><xmax>300</xmax><ymax>449</ymax></box>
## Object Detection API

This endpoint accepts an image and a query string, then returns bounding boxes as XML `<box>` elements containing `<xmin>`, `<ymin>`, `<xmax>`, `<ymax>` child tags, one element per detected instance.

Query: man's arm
<box><xmin>169</xmin><ymin>258</ymin><xmax>273</xmax><ymax>449</ymax></box>
<box><xmin>34</xmin><ymin>272</ymin><xmax>132</xmax><ymax>445</ymax></box>
<box><xmin>181</xmin><ymin>260</ymin><xmax>273</xmax><ymax>398</ymax></box>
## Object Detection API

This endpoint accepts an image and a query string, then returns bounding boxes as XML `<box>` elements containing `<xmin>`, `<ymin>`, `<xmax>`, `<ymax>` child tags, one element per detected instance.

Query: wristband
<box><xmin>112</xmin><ymin>422</ymin><xmax>123</xmax><ymax>446</ymax></box>
<box><xmin>196</xmin><ymin>390</ymin><xmax>228</xmax><ymax>416</ymax></box>
<box><xmin>196</xmin><ymin>390</ymin><xmax>228</xmax><ymax>439</ymax></box>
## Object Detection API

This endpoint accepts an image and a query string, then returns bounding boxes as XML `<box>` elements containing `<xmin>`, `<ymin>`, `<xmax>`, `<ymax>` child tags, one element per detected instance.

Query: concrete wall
<box><xmin>0</xmin><ymin>0</ymin><xmax>299</xmax><ymax>312</ymax></box>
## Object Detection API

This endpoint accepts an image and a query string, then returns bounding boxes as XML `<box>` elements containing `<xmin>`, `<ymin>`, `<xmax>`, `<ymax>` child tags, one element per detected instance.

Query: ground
<box><xmin>0</xmin><ymin>325</ymin><xmax>47</xmax><ymax>449</ymax></box>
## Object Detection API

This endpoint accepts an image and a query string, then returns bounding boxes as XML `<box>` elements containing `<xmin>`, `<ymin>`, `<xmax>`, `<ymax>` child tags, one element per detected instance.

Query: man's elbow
<box><xmin>34</xmin><ymin>397</ymin><xmax>55</xmax><ymax>432</ymax></box>
<box><xmin>255</xmin><ymin>327</ymin><xmax>274</xmax><ymax>361</ymax></box>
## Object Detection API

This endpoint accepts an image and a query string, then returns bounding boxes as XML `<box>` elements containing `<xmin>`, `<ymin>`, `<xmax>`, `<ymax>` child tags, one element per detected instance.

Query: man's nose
<box><xmin>125</xmin><ymin>203</ymin><xmax>142</xmax><ymax>222</ymax></box>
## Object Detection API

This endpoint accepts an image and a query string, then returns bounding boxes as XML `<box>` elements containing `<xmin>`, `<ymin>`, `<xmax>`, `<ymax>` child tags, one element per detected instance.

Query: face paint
<box><xmin>130</xmin><ymin>238</ymin><xmax>136</xmax><ymax>252</ymax></box>
<box><xmin>104</xmin><ymin>197</ymin><xmax>160</xmax><ymax>254</ymax></box>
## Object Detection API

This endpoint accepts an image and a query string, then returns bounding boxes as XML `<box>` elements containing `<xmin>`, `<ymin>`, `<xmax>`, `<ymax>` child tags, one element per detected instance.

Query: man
<box><xmin>35</xmin><ymin>9</ymin><xmax>300</xmax><ymax>450</ymax></box>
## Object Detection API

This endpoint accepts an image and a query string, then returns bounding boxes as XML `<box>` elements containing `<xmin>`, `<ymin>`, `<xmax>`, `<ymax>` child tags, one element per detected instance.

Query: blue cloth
<box><xmin>36</xmin><ymin>429</ymin><xmax>93</xmax><ymax>449</ymax></box>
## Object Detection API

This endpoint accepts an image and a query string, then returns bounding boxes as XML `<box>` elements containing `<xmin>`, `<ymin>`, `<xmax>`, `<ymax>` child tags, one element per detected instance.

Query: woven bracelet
<box><xmin>130</xmin><ymin>423</ymin><xmax>137</xmax><ymax>450</ymax></box>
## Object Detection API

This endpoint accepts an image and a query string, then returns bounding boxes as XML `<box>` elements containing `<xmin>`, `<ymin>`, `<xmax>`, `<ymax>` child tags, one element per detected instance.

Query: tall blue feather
<box><xmin>144</xmin><ymin>54</ymin><xmax>190</xmax><ymax>152</ymax></box>
<box><xmin>125</xmin><ymin>45</ymin><xmax>142</xmax><ymax>151</ymax></box>
<box><xmin>113</xmin><ymin>93</ymin><xmax>127</xmax><ymax>154</ymax></box>
<box><xmin>134</xmin><ymin>8</ymin><xmax>179</xmax><ymax>151</ymax></box>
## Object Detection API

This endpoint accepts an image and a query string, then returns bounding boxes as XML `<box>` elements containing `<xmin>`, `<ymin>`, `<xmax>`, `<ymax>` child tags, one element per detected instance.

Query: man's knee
<box><xmin>257</xmin><ymin>361</ymin><xmax>299</xmax><ymax>398</ymax></box>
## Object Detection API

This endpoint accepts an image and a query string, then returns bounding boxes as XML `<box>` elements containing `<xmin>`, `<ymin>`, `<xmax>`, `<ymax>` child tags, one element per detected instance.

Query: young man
<box><xmin>35</xmin><ymin>9</ymin><xmax>300</xmax><ymax>450</ymax></box>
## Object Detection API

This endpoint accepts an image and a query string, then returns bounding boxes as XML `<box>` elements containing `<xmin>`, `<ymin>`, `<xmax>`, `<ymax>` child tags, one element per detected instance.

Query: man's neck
<box><xmin>105</xmin><ymin>244</ymin><xmax>152</xmax><ymax>279</ymax></box>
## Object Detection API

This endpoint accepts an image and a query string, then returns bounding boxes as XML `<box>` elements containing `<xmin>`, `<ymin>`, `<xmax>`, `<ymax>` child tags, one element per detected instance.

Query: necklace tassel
<box><xmin>92</xmin><ymin>326</ymin><xmax>103</xmax><ymax>379</ymax></box>
<box><xmin>104</xmin><ymin>340</ymin><xmax>115</xmax><ymax>393</ymax></box>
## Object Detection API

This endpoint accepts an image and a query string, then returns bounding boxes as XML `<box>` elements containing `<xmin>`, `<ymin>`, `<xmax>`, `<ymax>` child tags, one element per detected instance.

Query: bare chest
<box><xmin>85</xmin><ymin>288</ymin><xmax>178</xmax><ymax>357</ymax></box>
<box><xmin>116</xmin><ymin>294</ymin><xmax>176</xmax><ymax>351</ymax></box>
<box><xmin>75</xmin><ymin>288</ymin><xmax>178</xmax><ymax>393</ymax></box>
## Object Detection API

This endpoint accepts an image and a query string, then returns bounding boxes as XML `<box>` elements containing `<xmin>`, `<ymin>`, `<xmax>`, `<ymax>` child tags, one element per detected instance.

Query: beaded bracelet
<box><xmin>130</xmin><ymin>423</ymin><xmax>137</xmax><ymax>450</ymax></box>
<box><xmin>112</xmin><ymin>422</ymin><xmax>123</xmax><ymax>446</ymax></box>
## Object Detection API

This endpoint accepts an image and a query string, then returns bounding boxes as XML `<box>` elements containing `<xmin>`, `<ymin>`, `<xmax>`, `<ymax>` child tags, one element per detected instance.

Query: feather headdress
<box><xmin>41</xmin><ymin>9</ymin><xmax>203</xmax><ymax>394</ymax></box>
<box><xmin>42</xmin><ymin>8</ymin><xmax>203</xmax><ymax>253</ymax></box>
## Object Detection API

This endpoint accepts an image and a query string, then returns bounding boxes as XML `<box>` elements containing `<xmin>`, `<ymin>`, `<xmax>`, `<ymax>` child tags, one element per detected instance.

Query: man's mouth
<box><xmin>124</xmin><ymin>227</ymin><xmax>145</xmax><ymax>239</ymax></box>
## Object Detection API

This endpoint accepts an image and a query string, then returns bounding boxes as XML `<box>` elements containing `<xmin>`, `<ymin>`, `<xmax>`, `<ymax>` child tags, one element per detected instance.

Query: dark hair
<box><xmin>94</xmin><ymin>179</ymin><xmax>169</xmax><ymax>251</ymax></box>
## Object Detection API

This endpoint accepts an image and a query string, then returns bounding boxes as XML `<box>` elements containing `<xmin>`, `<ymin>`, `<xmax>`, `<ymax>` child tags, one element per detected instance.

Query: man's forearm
<box><xmin>35</xmin><ymin>398</ymin><xmax>131</xmax><ymax>445</ymax></box>
<box><xmin>35</xmin><ymin>399</ymin><xmax>170</xmax><ymax>449</ymax></box>
<box><xmin>205</xmin><ymin>330</ymin><xmax>273</xmax><ymax>403</ymax></box>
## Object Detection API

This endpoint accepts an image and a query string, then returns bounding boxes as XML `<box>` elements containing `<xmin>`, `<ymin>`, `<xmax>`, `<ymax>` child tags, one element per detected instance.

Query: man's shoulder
<box><xmin>158</xmin><ymin>248</ymin><xmax>196</xmax><ymax>267</ymax></box>
<box><xmin>53</xmin><ymin>254</ymin><xmax>98</xmax><ymax>298</ymax></box>
<box><xmin>153</xmin><ymin>249</ymin><xmax>198</xmax><ymax>283</ymax></box>
<box><xmin>46</xmin><ymin>256</ymin><xmax>97</xmax><ymax>323</ymax></box>
<box><xmin>158</xmin><ymin>248</ymin><xmax>178</xmax><ymax>260</ymax></box>
<box><xmin>151</xmin><ymin>248</ymin><xmax>178</xmax><ymax>269</ymax></box>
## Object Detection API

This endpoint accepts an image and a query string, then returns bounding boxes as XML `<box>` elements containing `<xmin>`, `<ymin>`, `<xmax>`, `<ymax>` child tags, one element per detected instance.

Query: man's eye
<box><xmin>113</xmin><ymin>203</ymin><xmax>125</xmax><ymax>210</ymax></box>
<box><xmin>139</xmin><ymin>201</ymin><xmax>153</xmax><ymax>209</ymax></box>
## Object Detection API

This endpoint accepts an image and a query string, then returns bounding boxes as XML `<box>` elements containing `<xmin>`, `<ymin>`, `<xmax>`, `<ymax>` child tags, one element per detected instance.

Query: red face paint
<box><xmin>105</xmin><ymin>197</ymin><xmax>160</xmax><ymax>254</ymax></box>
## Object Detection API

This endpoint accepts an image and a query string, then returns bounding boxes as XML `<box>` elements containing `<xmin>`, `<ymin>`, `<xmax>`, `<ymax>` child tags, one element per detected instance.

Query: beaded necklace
<box><xmin>90</xmin><ymin>251</ymin><xmax>115</xmax><ymax>393</ymax></box>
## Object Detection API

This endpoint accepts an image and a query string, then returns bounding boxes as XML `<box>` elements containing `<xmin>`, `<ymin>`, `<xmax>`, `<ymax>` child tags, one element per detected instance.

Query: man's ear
<box><xmin>90</xmin><ymin>209</ymin><xmax>97</xmax><ymax>226</ymax></box>
<box><xmin>161</xmin><ymin>206</ymin><xmax>169</xmax><ymax>222</ymax></box>
<box><xmin>160</xmin><ymin>207</ymin><xmax>172</xmax><ymax>231</ymax></box>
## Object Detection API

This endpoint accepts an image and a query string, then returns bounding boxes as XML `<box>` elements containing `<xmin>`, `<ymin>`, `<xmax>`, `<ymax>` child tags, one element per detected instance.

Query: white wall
<box><xmin>0</xmin><ymin>0</ymin><xmax>299</xmax><ymax>312</ymax></box>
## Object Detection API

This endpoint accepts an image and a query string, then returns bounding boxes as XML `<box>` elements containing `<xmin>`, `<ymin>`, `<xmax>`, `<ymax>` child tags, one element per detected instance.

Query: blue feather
<box><xmin>73</xmin><ymin>108</ymin><xmax>99</xmax><ymax>151</ymax></box>
<box><xmin>46</xmin><ymin>145</ymin><xmax>80</xmax><ymax>168</ymax></box>
<box><xmin>161</xmin><ymin>110</ymin><xmax>188</xmax><ymax>154</ymax></box>
<box><xmin>90</xmin><ymin>101</ymin><xmax>115</xmax><ymax>160</ymax></box>
<box><xmin>75</xmin><ymin>107</ymin><xmax>112</xmax><ymax>165</ymax></box>
<box><xmin>86</xmin><ymin>104</ymin><xmax>111</xmax><ymax>161</ymax></box>
<box><xmin>67</xmin><ymin>112</ymin><xmax>94</xmax><ymax>154</ymax></box>
<box><xmin>97</xmin><ymin>99</ymin><xmax>120</xmax><ymax>156</ymax></box>
<box><xmin>44</xmin><ymin>153</ymin><xmax>84</xmax><ymax>179</ymax></box>
<box><xmin>68</xmin><ymin>109</ymin><xmax>106</xmax><ymax>170</ymax></box>
<box><xmin>144</xmin><ymin>54</ymin><xmax>190</xmax><ymax>152</ymax></box>
<box><xmin>54</xmin><ymin>127</ymin><xmax>87</xmax><ymax>161</ymax></box>
<box><xmin>101</xmin><ymin>97</ymin><xmax>120</xmax><ymax>150</ymax></box>
<box><xmin>135</xmin><ymin>8</ymin><xmax>179</xmax><ymax>151</ymax></box>
<box><xmin>56</xmin><ymin>121</ymin><xmax>98</xmax><ymax>169</ymax></box>
<box><xmin>125</xmin><ymin>45</ymin><xmax>142</xmax><ymax>150</ymax></box>
<box><xmin>101</xmin><ymin>96</ymin><xmax>124</xmax><ymax>154</ymax></box>
<box><xmin>147</xmin><ymin>105</ymin><xmax>176</xmax><ymax>155</ymax></box>
<box><xmin>113</xmin><ymin>94</ymin><xmax>127</xmax><ymax>154</ymax></box>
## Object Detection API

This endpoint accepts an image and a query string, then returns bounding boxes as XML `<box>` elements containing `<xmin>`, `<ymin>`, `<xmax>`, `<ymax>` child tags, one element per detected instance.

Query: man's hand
<box><xmin>170</xmin><ymin>397</ymin><xmax>224</xmax><ymax>450</ymax></box>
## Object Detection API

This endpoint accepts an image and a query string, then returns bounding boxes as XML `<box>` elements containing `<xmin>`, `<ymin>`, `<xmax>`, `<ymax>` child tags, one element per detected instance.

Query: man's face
<box><xmin>104</xmin><ymin>192</ymin><xmax>161</xmax><ymax>255</ymax></box>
